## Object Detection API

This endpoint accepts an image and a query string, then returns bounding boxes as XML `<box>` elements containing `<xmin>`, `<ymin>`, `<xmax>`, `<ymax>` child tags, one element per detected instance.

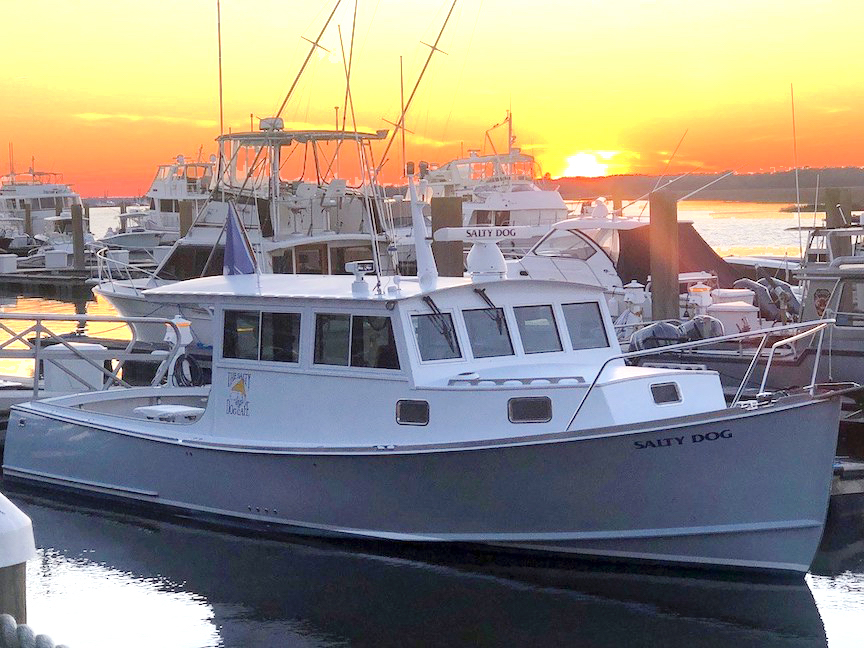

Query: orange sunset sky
<box><xmin>1</xmin><ymin>0</ymin><xmax>863</xmax><ymax>196</ymax></box>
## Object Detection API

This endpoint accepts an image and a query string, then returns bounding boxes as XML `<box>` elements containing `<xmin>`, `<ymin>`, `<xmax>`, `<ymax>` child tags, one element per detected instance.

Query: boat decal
<box><xmin>227</xmin><ymin>371</ymin><xmax>251</xmax><ymax>417</ymax></box>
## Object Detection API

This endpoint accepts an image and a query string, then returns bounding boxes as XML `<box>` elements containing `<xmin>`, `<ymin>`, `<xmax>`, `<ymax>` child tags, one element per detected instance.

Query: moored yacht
<box><xmin>2</xmin><ymin>199</ymin><xmax>850</xmax><ymax>574</ymax></box>
<box><xmin>100</xmin><ymin>155</ymin><xmax>216</xmax><ymax>251</ymax></box>
<box><xmin>0</xmin><ymin>165</ymin><xmax>84</xmax><ymax>236</ymax></box>
<box><xmin>94</xmin><ymin>121</ymin><xmax>395</xmax><ymax>346</ymax></box>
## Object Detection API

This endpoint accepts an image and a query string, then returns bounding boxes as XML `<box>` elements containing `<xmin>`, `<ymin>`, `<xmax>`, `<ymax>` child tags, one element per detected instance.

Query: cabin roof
<box><xmin>143</xmin><ymin>274</ymin><xmax>606</xmax><ymax>303</ymax></box>
<box><xmin>144</xmin><ymin>273</ymin><xmax>469</xmax><ymax>302</ymax></box>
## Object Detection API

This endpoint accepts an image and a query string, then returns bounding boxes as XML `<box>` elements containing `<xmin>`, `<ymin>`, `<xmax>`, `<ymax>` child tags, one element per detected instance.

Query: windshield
<box><xmin>533</xmin><ymin>229</ymin><xmax>598</xmax><ymax>261</ymax></box>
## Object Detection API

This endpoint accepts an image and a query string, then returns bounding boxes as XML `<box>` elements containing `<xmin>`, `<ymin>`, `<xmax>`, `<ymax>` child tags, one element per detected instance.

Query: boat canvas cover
<box><xmin>614</xmin><ymin>222</ymin><xmax>740</xmax><ymax>288</ymax></box>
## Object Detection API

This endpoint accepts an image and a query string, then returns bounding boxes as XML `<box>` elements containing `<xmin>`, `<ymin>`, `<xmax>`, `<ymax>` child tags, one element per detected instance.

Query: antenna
<box><xmin>791</xmin><ymin>83</ymin><xmax>803</xmax><ymax>258</ymax></box>
<box><xmin>216</xmin><ymin>0</ymin><xmax>224</xmax><ymax>137</ymax></box>
<box><xmin>407</xmin><ymin>161</ymin><xmax>438</xmax><ymax>292</ymax></box>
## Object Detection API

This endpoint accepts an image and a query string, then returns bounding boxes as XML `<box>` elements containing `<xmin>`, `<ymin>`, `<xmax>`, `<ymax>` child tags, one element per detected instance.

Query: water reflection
<box><xmin>8</xmin><ymin>491</ymin><xmax>830</xmax><ymax>648</ymax></box>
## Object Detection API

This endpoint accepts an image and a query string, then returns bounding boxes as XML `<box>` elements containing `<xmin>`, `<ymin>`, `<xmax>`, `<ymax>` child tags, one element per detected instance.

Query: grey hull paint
<box><xmin>3</xmin><ymin>396</ymin><xmax>840</xmax><ymax>573</ymax></box>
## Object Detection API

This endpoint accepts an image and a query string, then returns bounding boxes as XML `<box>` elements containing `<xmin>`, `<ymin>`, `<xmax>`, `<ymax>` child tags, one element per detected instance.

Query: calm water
<box><xmin>2</xmin><ymin>201</ymin><xmax>863</xmax><ymax>647</ymax></box>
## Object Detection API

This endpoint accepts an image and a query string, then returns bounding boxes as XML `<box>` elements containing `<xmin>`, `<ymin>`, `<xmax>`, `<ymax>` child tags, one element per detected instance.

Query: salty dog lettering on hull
<box><xmin>634</xmin><ymin>429</ymin><xmax>732</xmax><ymax>449</ymax></box>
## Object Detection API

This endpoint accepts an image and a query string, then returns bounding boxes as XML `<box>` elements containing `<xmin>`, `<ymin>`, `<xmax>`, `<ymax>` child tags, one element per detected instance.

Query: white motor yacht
<box><xmin>4</xmin><ymin>254</ymin><xmax>848</xmax><ymax>573</ymax></box>
<box><xmin>0</xmin><ymin>165</ymin><xmax>84</xmax><ymax>236</ymax></box>
<box><xmin>99</xmin><ymin>155</ymin><xmax>216</xmax><ymax>251</ymax></box>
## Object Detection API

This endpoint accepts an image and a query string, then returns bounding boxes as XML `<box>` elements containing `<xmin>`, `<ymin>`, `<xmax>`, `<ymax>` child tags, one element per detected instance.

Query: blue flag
<box><xmin>223</xmin><ymin>202</ymin><xmax>257</xmax><ymax>275</ymax></box>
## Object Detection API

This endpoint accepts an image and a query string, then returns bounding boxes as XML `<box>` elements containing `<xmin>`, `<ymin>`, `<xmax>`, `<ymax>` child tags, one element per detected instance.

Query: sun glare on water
<box><xmin>563</xmin><ymin>152</ymin><xmax>608</xmax><ymax>177</ymax></box>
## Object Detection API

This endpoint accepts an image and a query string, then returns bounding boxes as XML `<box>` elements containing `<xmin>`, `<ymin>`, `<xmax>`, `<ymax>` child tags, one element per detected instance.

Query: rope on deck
<box><xmin>0</xmin><ymin>614</ymin><xmax>69</xmax><ymax>648</ymax></box>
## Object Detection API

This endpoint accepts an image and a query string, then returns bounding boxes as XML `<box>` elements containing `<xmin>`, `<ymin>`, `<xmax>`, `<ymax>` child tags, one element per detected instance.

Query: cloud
<box><xmin>74</xmin><ymin>113</ymin><xmax>217</xmax><ymax>128</ymax></box>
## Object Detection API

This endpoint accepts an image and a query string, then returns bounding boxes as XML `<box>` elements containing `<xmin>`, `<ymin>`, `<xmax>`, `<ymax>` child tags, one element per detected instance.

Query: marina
<box><xmin>0</xmin><ymin>203</ymin><xmax>860</xmax><ymax>646</ymax></box>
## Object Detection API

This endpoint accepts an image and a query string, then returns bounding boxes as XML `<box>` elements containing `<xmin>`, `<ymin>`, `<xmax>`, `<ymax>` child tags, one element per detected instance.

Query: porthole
<box><xmin>508</xmin><ymin>397</ymin><xmax>552</xmax><ymax>423</ymax></box>
<box><xmin>396</xmin><ymin>400</ymin><xmax>429</xmax><ymax>426</ymax></box>
<box><xmin>651</xmin><ymin>382</ymin><xmax>681</xmax><ymax>404</ymax></box>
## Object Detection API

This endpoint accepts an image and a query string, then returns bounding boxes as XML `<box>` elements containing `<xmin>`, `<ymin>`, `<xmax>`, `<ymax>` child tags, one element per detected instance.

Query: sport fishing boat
<box><xmin>3</xmin><ymin>185</ymin><xmax>850</xmax><ymax>575</ymax></box>
<box><xmin>93</xmin><ymin>120</ymin><xmax>395</xmax><ymax>346</ymax></box>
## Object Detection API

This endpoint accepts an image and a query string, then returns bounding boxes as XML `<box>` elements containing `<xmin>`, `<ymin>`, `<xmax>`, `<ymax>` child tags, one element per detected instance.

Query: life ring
<box><xmin>173</xmin><ymin>353</ymin><xmax>204</xmax><ymax>387</ymax></box>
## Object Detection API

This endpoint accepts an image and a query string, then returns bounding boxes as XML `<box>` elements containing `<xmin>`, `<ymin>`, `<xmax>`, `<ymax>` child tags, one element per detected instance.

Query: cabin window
<box><xmin>651</xmin><ymin>383</ymin><xmax>681</xmax><ymax>404</ymax></box>
<box><xmin>260</xmin><ymin>312</ymin><xmax>301</xmax><ymax>363</ymax></box>
<box><xmin>463</xmin><ymin>308</ymin><xmax>514</xmax><ymax>358</ymax></box>
<box><xmin>314</xmin><ymin>314</ymin><xmax>351</xmax><ymax>366</ymax></box>
<box><xmin>396</xmin><ymin>400</ymin><xmax>429</xmax><ymax>426</ymax></box>
<box><xmin>159</xmin><ymin>199</ymin><xmax>179</xmax><ymax>213</ymax></box>
<box><xmin>562</xmin><ymin>302</ymin><xmax>609</xmax><ymax>350</ymax></box>
<box><xmin>514</xmin><ymin>305</ymin><xmax>562</xmax><ymax>354</ymax></box>
<box><xmin>223</xmin><ymin>311</ymin><xmax>301</xmax><ymax>363</ymax></box>
<box><xmin>836</xmin><ymin>281</ymin><xmax>864</xmax><ymax>327</ymax></box>
<box><xmin>352</xmin><ymin>315</ymin><xmax>400</xmax><ymax>369</ymax></box>
<box><xmin>223</xmin><ymin>310</ymin><xmax>260</xmax><ymax>360</ymax></box>
<box><xmin>533</xmin><ymin>229</ymin><xmax>597</xmax><ymax>260</ymax></box>
<box><xmin>412</xmin><ymin>313</ymin><xmax>462</xmax><ymax>361</ymax></box>
<box><xmin>314</xmin><ymin>314</ymin><xmax>400</xmax><ymax>370</ymax></box>
<box><xmin>508</xmin><ymin>397</ymin><xmax>552</xmax><ymax>423</ymax></box>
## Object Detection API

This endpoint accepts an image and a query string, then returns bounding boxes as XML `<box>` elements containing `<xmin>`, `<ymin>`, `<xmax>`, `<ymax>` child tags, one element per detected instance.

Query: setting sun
<box><xmin>563</xmin><ymin>152</ymin><xmax>609</xmax><ymax>178</ymax></box>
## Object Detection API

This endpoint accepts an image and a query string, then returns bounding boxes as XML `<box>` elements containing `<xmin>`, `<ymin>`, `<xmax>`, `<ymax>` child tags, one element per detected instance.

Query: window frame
<box><xmin>222</xmin><ymin>308</ymin><xmax>302</xmax><ymax>365</ymax></box>
<box><xmin>411</xmin><ymin>311</ymin><xmax>464</xmax><ymax>363</ymax></box>
<box><xmin>560</xmin><ymin>301</ymin><xmax>610</xmax><ymax>351</ymax></box>
<box><xmin>312</xmin><ymin>312</ymin><xmax>402</xmax><ymax>371</ymax></box>
<box><xmin>512</xmin><ymin>304</ymin><xmax>563</xmax><ymax>355</ymax></box>
<box><xmin>462</xmin><ymin>306</ymin><xmax>516</xmax><ymax>359</ymax></box>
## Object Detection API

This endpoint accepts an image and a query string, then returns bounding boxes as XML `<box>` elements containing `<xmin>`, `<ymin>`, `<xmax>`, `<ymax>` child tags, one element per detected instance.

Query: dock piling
<box><xmin>23</xmin><ymin>206</ymin><xmax>32</xmax><ymax>237</ymax></box>
<box><xmin>649</xmin><ymin>189</ymin><xmax>679</xmax><ymax>321</ymax></box>
<box><xmin>71</xmin><ymin>204</ymin><xmax>85</xmax><ymax>271</ymax></box>
<box><xmin>430</xmin><ymin>197</ymin><xmax>463</xmax><ymax>277</ymax></box>
<box><xmin>179</xmin><ymin>201</ymin><xmax>194</xmax><ymax>238</ymax></box>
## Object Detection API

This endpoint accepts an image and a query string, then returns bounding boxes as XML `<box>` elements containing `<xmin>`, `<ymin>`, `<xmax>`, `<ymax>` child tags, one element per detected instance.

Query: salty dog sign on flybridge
<box><xmin>432</xmin><ymin>226</ymin><xmax>550</xmax><ymax>242</ymax></box>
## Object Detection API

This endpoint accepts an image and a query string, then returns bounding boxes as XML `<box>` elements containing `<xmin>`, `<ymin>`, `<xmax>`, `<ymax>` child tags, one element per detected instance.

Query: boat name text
<box><xmin>633</xmin><ymin>429</ymin><xmax>732</xmax><ymax>450</ymax></box>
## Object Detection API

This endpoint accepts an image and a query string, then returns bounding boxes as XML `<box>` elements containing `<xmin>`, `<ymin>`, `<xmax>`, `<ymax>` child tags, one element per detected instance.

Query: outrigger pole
<box><xmin>374</xmin><ymin>0</ymin><xmax>458</xmax><ymax>178</ymax></box>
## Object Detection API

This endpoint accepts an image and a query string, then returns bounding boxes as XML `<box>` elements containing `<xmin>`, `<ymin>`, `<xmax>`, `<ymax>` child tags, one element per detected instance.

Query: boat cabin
<box><xmin>141</xmin><ymin>274</ymin><xmax>725</xmax><ymax>447</ymax></box>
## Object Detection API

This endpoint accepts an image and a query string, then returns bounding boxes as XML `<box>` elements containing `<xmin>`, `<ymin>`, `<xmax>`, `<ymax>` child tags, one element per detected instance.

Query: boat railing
<box><xmin>0</xmin><ymin>312</ymin><xmax>183</xmax><ymax>398</ymax></box>
<box><xmin>567</xmin><ymin>319</ymin><xmax>835</xmax><ymax>430</ymax></box>
<box><xmin>95</xmin><ymin>246</ymin><xmax>162</xmax><ymax>294</ymax></box>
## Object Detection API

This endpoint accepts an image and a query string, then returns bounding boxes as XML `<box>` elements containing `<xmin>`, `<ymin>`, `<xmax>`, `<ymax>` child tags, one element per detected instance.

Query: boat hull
<box><xmin>3</xmin><ymin>395</ymin><xmax>840</xmax><ymax>574</ymax></box>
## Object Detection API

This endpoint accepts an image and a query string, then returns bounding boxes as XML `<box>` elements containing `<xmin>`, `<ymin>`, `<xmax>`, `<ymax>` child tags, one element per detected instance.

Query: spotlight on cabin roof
<box><xmin>259</xmin><ymin>117</ymin><xmax>284</xmax><ymax>132</ymax></box>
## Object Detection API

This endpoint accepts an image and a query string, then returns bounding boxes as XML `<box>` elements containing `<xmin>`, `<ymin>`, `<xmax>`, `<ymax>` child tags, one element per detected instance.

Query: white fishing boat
<box><xmin>2</xmin><ymin>177</ymin><xmax>851</xmax><ymax>575</ymax></box>
<box><xmin>99</xmin><ymin>155</ymin><xmax>216</xmax><ymax>251</ymax></box>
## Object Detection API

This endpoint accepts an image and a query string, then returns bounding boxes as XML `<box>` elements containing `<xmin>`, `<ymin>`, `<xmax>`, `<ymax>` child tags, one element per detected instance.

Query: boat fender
<box><xmin>173</xmin><ymin>353</ymin><xmax>204</xmax><ymax>387</ymax></box>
